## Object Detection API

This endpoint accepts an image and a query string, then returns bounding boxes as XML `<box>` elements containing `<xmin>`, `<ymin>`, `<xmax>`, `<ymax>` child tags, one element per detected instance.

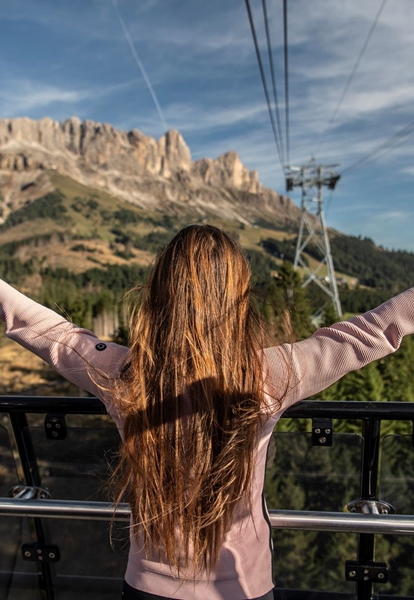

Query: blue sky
<box><xmin>1</xmin><ymin>0</ymin><xmax>414</xmax><ymax>250</ymax></box>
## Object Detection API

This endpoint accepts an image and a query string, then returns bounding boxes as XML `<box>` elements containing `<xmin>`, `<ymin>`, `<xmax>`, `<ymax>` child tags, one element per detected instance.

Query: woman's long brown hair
<box><xmin>111</xmin><ymin>224</ymin><xmax>278</xmax><ymax>577</ymax></box>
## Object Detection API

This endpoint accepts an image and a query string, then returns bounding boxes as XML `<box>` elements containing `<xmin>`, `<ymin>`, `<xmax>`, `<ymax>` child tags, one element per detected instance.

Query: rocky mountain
<box><xmin>2</xmin><ymin>116</ymin><xmax>414</xmax><ymax>342</ymax></box>
<box><xmin>0</xmin><ymin>117</ymin><xmax>298</xmax><ymax>227</ymax></box>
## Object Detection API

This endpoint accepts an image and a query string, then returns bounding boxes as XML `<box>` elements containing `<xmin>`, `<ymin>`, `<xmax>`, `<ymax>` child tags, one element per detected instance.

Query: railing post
<box><xmin>357</xmin><ymin>417</ymin><xmax>381</xmax><ymax>600</ymax></box>
<box><xmin>9</xmin><ymin>411</ymin><xmax>55</xmax><ymax>600</ymax></box>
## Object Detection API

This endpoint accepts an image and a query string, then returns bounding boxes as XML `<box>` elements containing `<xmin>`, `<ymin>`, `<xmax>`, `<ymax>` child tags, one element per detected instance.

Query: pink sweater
<box><xmin>1</xmin><ymin>279</ymin><xmax>414</xmax><ymax>599</ymax></box>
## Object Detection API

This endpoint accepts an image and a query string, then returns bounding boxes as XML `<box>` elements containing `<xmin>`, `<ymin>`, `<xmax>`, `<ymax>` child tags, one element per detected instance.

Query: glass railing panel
<box><xmin>0</xmin><ymin>517</ymin><xmax>41</xmax><ymax>600</ymax></box>
<box><xmin>46</xmin><ymin>518</ymin><xmax>127</xmax><ymax>597</ymax></box>
<box><xmin>4</xmin><ymin>425</ymin><xmax>126</xmax><ymax>597</ymax></box>
<box><xmin>272</xmin><ymin>529</ymin><xmax>358</xmax><ymax>597</ymax></box>
<box><xmin>267</xmin><ymin>432</ymin><xmax>362</xmax><ymax>595</ymax></box>
<box><xmin>265</xmin><ymin>432</ymin><xmax>362</xmax><ymax>512</ymax></box>
<box><xmin>373</xmin><ymin>533</ymin><xmax>414</xmax><ymax>599</ymax></box>
<box><xmin>375</xmin><ymin>435</ymin><xmax>414</xmax><ymax>597</ymax></box>
<box><xmin>0</xmin><ymin>424</ymin><xmax>38</xmax><ymax>600</ymax></box>
<box><xmin>379</xmin><ymin>435</ymin><xmax>414</xmax><ymax>515</ymax></box>
<box><xmin>0</xmin><ymin>423</ymin><xmax>19</xmax><ymax>495</ymax></box>
<box><xmin>21</xmin><ymin>426</ymin><xmax>120</xmax><ymax>501</ymax></box>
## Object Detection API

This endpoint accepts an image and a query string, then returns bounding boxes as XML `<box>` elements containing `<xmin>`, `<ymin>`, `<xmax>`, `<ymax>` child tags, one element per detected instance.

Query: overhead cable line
<box><xmin>245</xmin><ymin>0</ymin><xmax>285</xmax><ymax>173</ymax></box>
<box><xmin>112</xmin><ymin>0</ymin><xmax>168</xmax><ymax>132</ymax></box>
<box><xmin>343</xmin><ymin>119</ymin><xmax>414</xmax><ymax>175</ymax></box>
<box><xmin>283</xmin><ymin>0</ymin><xmax>290</xmax><ymax>166</ymax></box>
<box><xmin>314</xmin><ymin>0</ymin><xmax>387</xmax><ymax>157</ymax></box>
<box><xmin>262</xmin><ymin>0</ymin><xmax>285</xmax><ymax>166</ymax></box>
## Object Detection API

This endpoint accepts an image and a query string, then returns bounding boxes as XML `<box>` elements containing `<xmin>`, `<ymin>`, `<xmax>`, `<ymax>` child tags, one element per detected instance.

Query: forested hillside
<box><xmin>261</xmin><ymin>234</ymin><xmax>414</xmax><ymax>298</ymax></box>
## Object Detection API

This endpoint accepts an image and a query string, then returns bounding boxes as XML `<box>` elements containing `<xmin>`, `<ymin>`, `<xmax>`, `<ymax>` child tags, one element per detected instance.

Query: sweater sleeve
<box><xmin>263</xmin><ymin>287</ymin><xmax>414</xmax><ymax>410</ymax></box>
<box><xmin>0</xmin><ymin>280</ymin><xmax>128</xmax><ymax>412</ymax></box>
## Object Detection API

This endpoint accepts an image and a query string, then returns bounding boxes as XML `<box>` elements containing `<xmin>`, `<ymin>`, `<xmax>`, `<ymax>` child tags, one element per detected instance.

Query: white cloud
<box><xmin>0</xmin><ymin>79</ymin><xmax>138</xmax><ymax>118</ymax></box>
<box><xmin>331</xmin><ymin>201</ymin><xmax>383</xmax><ymax>213</ymax></box>
<box><xmin>372</xmin><ymin>211</ymin><xmax>410</xmax><ymax>221</ymax></box>
<box><xmin>0</xmin><ymin>83</ymin><xmax>89</xmax><ymax>114</ymax></box>
<box><xmin>166</xmin><ymin>102</ymin><xmax>268</xmax><ymax>133</ymax></box>
<box><xmin>402</xmin><ymin>166</ymin><xmax>414</xmax><ymax>177</ymax></box>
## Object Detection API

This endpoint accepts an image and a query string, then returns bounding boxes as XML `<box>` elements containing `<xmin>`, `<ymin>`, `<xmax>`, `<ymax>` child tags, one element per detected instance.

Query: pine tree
<box><xmin>274</xmin><ymin>261</ymin><xmax>313</xmax><ymax>340</ymax></box>
<box><xmin>320</xmin><ymin>301</ymin><xmax>339</xmax><ymax>328</ymax></box>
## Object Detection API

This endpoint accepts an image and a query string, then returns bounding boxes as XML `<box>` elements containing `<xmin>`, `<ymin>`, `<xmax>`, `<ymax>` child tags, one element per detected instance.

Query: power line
<box><xmin>283</xmin><ymin>0</ymin><xmax>290</xmax><ymax>166</ymax></box>
<box><xmin>343</xmin><ymin>119</ymin><xmax>414</xmax><ymax>175</ymax></box>
<box><xmin>262</xmin><ymin>0</ymin><xmax>285</xmax><ymax>166</ymax></box>
<box><xmin>315</xmin><ymin>0</ymin><xmax>387</xmax><ymax>157</ymax></box>
<box><xmin>245</xmin><ymin>0</ymin><xmax>285</xmax><ymax>173</ymax></box>
<box><xmin>112</xmin><ymin>0</ymin><xmax>168</xmax><ymax>133</ymax></box>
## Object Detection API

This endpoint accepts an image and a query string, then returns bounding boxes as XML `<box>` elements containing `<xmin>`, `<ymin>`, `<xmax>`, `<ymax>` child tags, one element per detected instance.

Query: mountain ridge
<box><xmin>0</xmin><ymin>116</ymin><xmax>298</xmax><ymax>227</ymax></box>
<box><xmin>1</xmin><ymin>116</ymin><xmax>413</xmax><ymax>310</ymax></box>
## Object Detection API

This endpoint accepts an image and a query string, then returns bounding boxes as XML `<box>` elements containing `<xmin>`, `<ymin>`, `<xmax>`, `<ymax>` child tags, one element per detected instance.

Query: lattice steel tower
<box><xmin>286</xmin><ymin>162</ymin><xmax>342</xmax><ymax>318</ymax></box>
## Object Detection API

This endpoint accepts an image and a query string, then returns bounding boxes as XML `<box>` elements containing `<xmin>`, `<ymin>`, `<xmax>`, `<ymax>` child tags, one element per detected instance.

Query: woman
<box><xmin>1</xmin><ymin>224</ymin><xmax>414</xmax><ymax>600</ymax></box>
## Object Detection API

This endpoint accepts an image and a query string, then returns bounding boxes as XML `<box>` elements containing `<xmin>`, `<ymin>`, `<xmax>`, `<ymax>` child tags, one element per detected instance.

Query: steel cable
<box><xmin>245</xmin><ymin>0</ymin><xmax>285</xmax><ymax>173</ymax></box>
<box><xmin>262</xmin><ymin>0</ymin><xmax>285</xmax><ymax>166</ymax></box>
<box><xmin>343</xmin><ymin>119</ymin><xmax>414</xmax><ymax>175</ymax></box>
<box><xmin>315</xmin><ymin>0</ymin><xmax>387</xmax><ymax>157</ymax></box>
<box><xmin>283</xmin><ymin>0</ymin><xmax>290</xmax><ymax>166</ymax></box>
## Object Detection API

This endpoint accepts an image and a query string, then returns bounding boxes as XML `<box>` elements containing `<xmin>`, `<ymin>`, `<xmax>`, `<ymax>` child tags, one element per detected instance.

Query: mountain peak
<box><xmin>0</xmin><ymin>116</ymin><xmax>298</xmax><ymax>226</ymax></box>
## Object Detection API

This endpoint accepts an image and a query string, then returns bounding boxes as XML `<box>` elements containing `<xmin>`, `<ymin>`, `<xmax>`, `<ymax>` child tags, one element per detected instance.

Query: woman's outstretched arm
<box><xmin>0</xmin><ymin>279</ymin><xmax>128</xmax><ymax>404</ymax></box>
<box><xmin>264</xmin><ymin>287</ymin><xmax>414</xmax><ymax>409</ymax></box>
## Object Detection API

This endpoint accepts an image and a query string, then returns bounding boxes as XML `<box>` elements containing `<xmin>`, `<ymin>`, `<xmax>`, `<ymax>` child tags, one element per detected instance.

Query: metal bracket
<box><xmin>345</xmin><ymin>499</ymin><xmax>395</xmax><ymax>515</ymax></box>
<box><xmin>9</xmin><ymin>484</ymin><xmax>51</xmax><ymax>500</ymax></box>
<box><xmin>22</xmin><ymin>543</ymin><xmax>60</xmax><ymax>563</ymax></box>
<box><xmin>45</xmin><ymin>413</ymin><xmax>67</xmax><ymax>440</ymax></box>
<box><xmin>312</xmin><ymin>418</ymin><xmax>333</xmax><ymax>446</ymax></box>
<box><xmin>345</xmin><ymin>560</ymin><xmax>388</xmax><ymax>583</ymax></box>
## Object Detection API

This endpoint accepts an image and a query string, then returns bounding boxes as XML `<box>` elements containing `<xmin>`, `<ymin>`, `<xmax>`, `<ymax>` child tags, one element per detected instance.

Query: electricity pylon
<box><xmin>286</xmin><ymin>161</ymin><xmax>342</xmax><ymax>318</ymax></box>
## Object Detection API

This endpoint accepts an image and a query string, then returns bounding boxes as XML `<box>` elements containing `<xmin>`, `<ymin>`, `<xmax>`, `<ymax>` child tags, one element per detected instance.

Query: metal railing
<box><xmin>2</xmin><ymin>498</ymin><xmax>414</xmax><ymax>535</ymax></box>
<box><xmin>2</xmin><ymin>396</ymin><xmax>414</xmax><ymax>600</ymax></box>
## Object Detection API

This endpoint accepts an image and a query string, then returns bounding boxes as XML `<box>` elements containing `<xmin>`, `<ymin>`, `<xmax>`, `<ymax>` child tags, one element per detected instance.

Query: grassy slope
<box><xmin>0</xmin><ymin>334</ymin><xmax>79</xmax><ymax>396</ymax></box>
<box><xmin>1</xmin><ymin>172</ymin><xmax>412</xmax><ymax>291</ymax></box>
<box><xmin>0</xmin><ymin>173</ymin><xmax>293</xmax><ymax>276</ymax></box>
<box><xmin>0</xmin><ymin>174</ymin><xmax>166</xmax><ymax>273</ymax></box>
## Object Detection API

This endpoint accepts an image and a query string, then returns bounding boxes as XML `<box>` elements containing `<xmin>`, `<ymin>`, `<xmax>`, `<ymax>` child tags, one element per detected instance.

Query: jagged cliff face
<box><xmin>0</xmin><ymin>116</ymin><xmax>298</xmax><ymax>226</ymax></box>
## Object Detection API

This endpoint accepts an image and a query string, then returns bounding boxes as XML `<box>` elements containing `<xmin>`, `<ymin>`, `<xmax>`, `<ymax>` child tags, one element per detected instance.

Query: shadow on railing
<box><xmin>1</xmin><ymin>396</ymin><xmax>414</xmax><ymax>600</ymax></box>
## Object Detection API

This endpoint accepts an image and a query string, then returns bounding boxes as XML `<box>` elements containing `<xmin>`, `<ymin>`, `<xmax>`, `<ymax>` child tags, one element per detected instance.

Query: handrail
<box><xmin>0</xmin><ymin>498</ymin><xmax>130</xmax><ymax>521</ymax></box>
<box><xmin>2</xmin><ymin>396</ymin><xmax>414</xmax><ymax>419</ymax></box>
<box><xmin>268</xmin><ymin>510</ymin><xmax>414</xmax><ymax>535</ymax></box>
<box><xmin>0</xmin><ymin>395</ymin><xmax>105</xmax><ymax>414</ymax></box>
<box><xmin>2</xmin><ymin>498</ymin><xmax>414</xmax><ymax>536</ymax></box>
